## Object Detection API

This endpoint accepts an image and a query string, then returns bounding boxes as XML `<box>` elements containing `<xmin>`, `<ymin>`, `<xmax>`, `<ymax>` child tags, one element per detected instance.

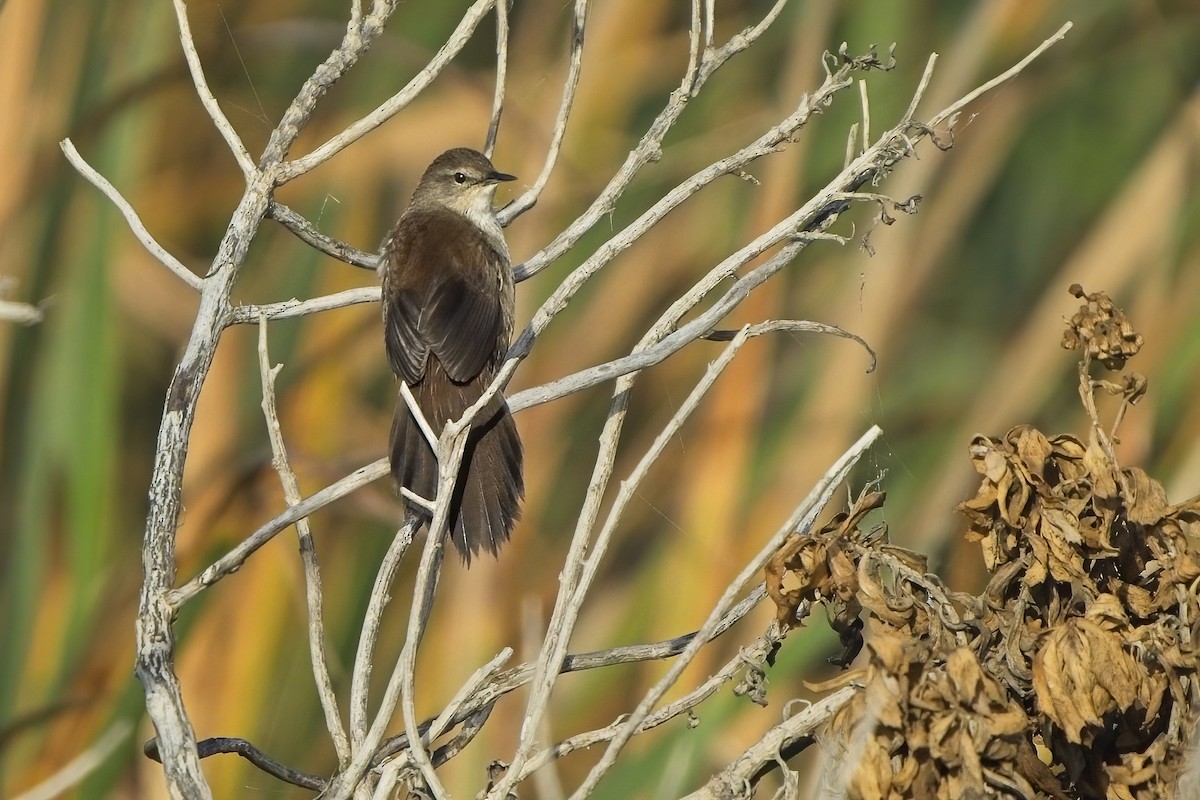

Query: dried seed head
<box><xmin>1062</xmin><ymin>284</ymin><xmax>1143</xmax><ymax>370</ymax></box>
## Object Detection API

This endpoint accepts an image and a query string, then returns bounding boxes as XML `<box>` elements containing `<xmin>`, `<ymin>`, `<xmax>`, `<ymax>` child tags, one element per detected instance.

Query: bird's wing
<box><xmin>420</xmin><ymin>266</ymin><xmax>504</xmax><ymax>383</ymax></box>
<box><xmin>383</xmin><ymin>287</ymin><xmax>429</xmax><ymax>384</ymax></box>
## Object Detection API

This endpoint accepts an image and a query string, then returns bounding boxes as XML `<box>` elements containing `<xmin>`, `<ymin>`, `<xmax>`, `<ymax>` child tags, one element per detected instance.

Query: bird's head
<box><xmin>412</xmin><ymin>147</ymin><xmax>517</xmax><ymax>220</ymax></box>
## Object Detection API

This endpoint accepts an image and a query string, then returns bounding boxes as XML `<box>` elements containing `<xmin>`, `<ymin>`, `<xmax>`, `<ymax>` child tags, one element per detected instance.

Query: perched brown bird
<box><xmin>381</xmin><ymin>148</ymin><xmax>524</xmax><ymax>561</ymax></box>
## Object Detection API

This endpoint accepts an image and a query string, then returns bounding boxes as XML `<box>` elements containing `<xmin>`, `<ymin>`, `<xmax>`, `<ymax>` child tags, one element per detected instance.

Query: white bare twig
<box><xmin>509</xmin><ymin>0</ymin><xmax>774</xmax><ymax>280</ymax></box>
<box><xmin>168</xmin><ymin>459</ymin><xmax>391</xmax><ymax>609</ymax></box>
<box><xmin>928</xmin><ymin>21</ymin><xmax>1072</xmax><ymax>127</ymax></box>
<box><xmin>277</xmin><ymin>0</ymin><xmax>496</xmax><ymax>183</ymax></box>
<box><xmin>484</xmin><ymin>0</ymin><xmax>509</xmax><ymax>157</ymax></box>
<box><xmin>169</xmin><ymin>0</ymin><xmax>255</xmax><ymax>178</ymax></box>
<box><xmin>506</xmin><ymin>622</ymin><xmax>781</xmax><ymax>784</ymax></box>
<box><xmin>682</xmin><ymin>686</ymin><xmax>860</xmax><ymax>799</ymax></box>
<box><xmin>0</xmin><ymin>299</ymin><xmax>45</xmax><ymax>325</ymax></box>
<box><xmin>399</xmin><ymin>382</ymin><xmax>439</xmax><ymax>451</ymax></box>
<box><xmin>326</xmin><ymin>436</ymin><xmax>465</xmax><ymax>799</ymax></box>
<box><xmin>231</xmin><ymin>287</ymin><xmax>378</xmax><ymax>323</ymax></box>
<box><xmin>859</xmin><ymin>79</ymin><xmax>871</xmax><ymax>151</ymax></box>
<box><xmin>391</xmin><ymin>426</ymin><xmax>471</xmax><ymax>799</ymax></box>
<box><xmin>349</xmin><ymin>518</ymin><xmax>419</xmax><ymax>748</ymax></box>
<box><xmin>569</xmin><ymin>426</ymin><xmax>882</xmax><ymax>798</ymax></box>
<box><xmin>60</xmin><ymin>140</ymin><xmax>203</xmax><ymax>291</ymax></box>
<box><xmin>255</xmin><ymin>316</ymin><xmax>351</xmax><ymax>764</ymax></box>
<box><xmin>372</xmin><ymin>648</ymin><xmax>512</xmax><ymax>798</ymax></box>
<box><xmin>498</xmin><ymin>0</ymin><xmax>589</xmax><ymax>224</ymax></box>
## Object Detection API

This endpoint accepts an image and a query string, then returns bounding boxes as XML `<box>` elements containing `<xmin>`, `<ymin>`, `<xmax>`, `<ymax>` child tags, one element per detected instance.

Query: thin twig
<box><xmin>168</xmin><ymin>459</ymin><xmax>390</xmax><ymax>608</ymax></box>
<box><xmin>400</xmin><ymin>382</ymin><xmax>439</xmax><ymax>451</ymax></box>
<box><xmin>929</xmin><ymin>21</ymin><xmax>1072</xmax><ymax>128</ymax></box>
<box><xmin>498</xmin><ymin>0</ymin><xmax>590</xmax><ymax>224</ymax></box>
<box><xmin>695</xmin><ymin>0</ymin><xmax>790</xmax><ymax>87</ymax></box>
<box><xmin>0</xmin><ymin>299</ymin><xmax>45</xmax><ymax>325</ymax></box>
<box><xmin>859</xmin><ymin>79</ymin><xmax>871</xmax><ymax>151</ymax></box>
<box><xmin>255</xmin><ymin>316</ymin><xmax>350</xmax><ymax>764</ymax></box>
<box><xmin>523</xmin><ymin>600</ymin><xmax>567</xmax><ymax>800</ymax></box>
<box><xmin>394</xmin><ymin>431</ymin><xmax>468</xmax><ymax>798</ymax></box>
<box><xmin>349</xmin><ymin>518</ymin><xmax>419</xmax><ymax>747</ymax></box>
<box><xmin>684</xmin><ymin>0</ymin><xmax>702</xmax><ymax>95</ymax></box>
<box><xmin>510</xmin><ymin>617</ymin><xmax>790</xmax><ymax>786</ymax></box>
<box><xmin>433</xmin><ymin>649</ymin><xmax>512</xmax><ymax>741</ymax></box>
<box><xmin>903</xmin><ymin>53</ymin><xmax>938</xmax><ymax>122</ymax></box>
<box><xmin>169</xmin><ymin>0</ymin><xmax>256</xmax><ymax>178</ymax></box>
<box><xmin>570</xmin><ymin>426</ymin><xmax>882</xmax><ymax>798</ymax></box>
<box><xmin>509</xmin><ymin>317</ymin><xmax>874</xmax><ymax>412</ymax></box>
<box><xmin>265</xmin><ymin>201</ymin><xmax>379</xmax><ymax>271</ymax></box>
<box><xmin>371</xmin><ymin>585</ymin><xmax>769</xmax><ymax>766</ymax></box>
<box><xmin>681</xmin><ymin>686</ymin><xmax>860</xmax><ymax>799</ymax></box>
<box><xmin>145</xmin><ymin>735</ymin><xmax>327</xmax><ymax>792</ymax></box>
<box><xmin>260</xmin><ymin>0</ymin><xmax>403</xmax><ymax>172</ymax></box>
<box><xmin>230</xmin><ymin>287</ymin><xmax>378</xmax><ymax>324</ymax></box>
<box><xmin>510</xmin><ymin>0</ymin><xmax>782</xmax><ymax>280</ymax></box>
<box><xmin>60</xmin><ymin>140</ymin><xmax>202</xmax><ymax>290</ymax></box>
<box><xmin>328</xmin><ymin>430</ymin><xmax>467</xmax><ymax>799</ymax></box>
<box><xmin>277</xmin><ymin>0</ymin><xmax>497</xmax><ymax>182</ymax></box>
<box><xmin>484</xmin><ymin>0</ymin><xmax>509</xmax><ymax>157</ymax></box>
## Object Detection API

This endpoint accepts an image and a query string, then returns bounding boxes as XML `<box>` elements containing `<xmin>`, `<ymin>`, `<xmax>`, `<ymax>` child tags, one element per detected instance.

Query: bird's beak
<box><xmin>488</xmin><ymin>170</ymin><xmax>517</xmax><ymax>184</ymax></box>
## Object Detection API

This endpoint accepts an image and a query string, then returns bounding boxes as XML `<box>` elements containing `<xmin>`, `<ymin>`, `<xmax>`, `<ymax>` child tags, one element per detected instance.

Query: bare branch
<box><xmin>498</xmin><ymin>0</ymin><xmax>589</xmax><ymax>224</ymax></box>
<box><xmin>682</xmin><ymin>686</ymin><xmax>860</xmax><ymax>799</ymax></box>
<box><xmin>167</xmin><ymin>459</ymin><xmax>390</xmax><ymax>609</ymax></box>
<box><xmin>0</xmin><ymin>299</ymin><xmax>45</xmax><ymax>325</ymax></box>
<box><xmin>927</xmin><ymin>22</ymin><xmax>1073</xmax><ymax>127</ymax></box>
<box><xmin>145</xmin><ymin>735</ymin><xmax>327</xmax><ymax>792</ymax></box>
<box><xmin>512</xmin><ymin>0</ymin><xmax>791</xmax><ymax>280</ymax></box>
<box><xmin>859</xmin><ymin>79</ymin><xmax>871</xmax><ymax>151</ymax></box>
<box><xmin>277</xmin><ymin>0</ymin><xmax>496</xmax><ymax>183</ymax></box>
<box><xmin>334</xmin><ymin>517</ymin><xmax>422</xmax><ymax>798</ymax></box>
<box><xmin>509</xmin><ymin>317</ymin><xmax>875</xmax><ymax>413</ymax></box>
<box><xmin>372</xmin><ymin>647</ymin><xmax>514</xmax><ymax>795</ymax></box>
<box><xmin>230</xmin><ymin>287</ymin><xmax>379</xmax><ymax>324</ymax></box>
<box><xmin>903</xmin><ymin>53</ymin><xmax>938</xmax><ymax>123</ymax></box>
<box><xmin>169</xmin><ymin>0</ymin><xmax>256</xmax><ymax>178</ymax></box>
<box><xmin>400</xmin><ymin>382</ymin><xmax>439</xmax><ymax>451</ymax></box>
<box><xmin>60</xmin><ymin>139</ymin><xmax>203</xmax><ymax>290</ymax></box>
<box><xmin>259</xmin><ymin>0</ymin><xmax>403</xmax><ymax>170</ymax></box>
<box><xmin>328</xmin><ymin>425</ymin><xmax>472</xmax><ymax>798</ymax></box>
<box><xmin>372</xmin><ymin>585</ymin><xmax>771</xmax><ymax>767</ymax></box>
<box><xmin>350</xmin><ymin>518</ymin><xmax>419</xmax><ymax>747</ymax></box>
<box><xmin>266</xmin><ymin>201</ymin><xmax>379</xmax><ymax>271</ymax></box>
<box><xmin>393</xmin><ymin>431</ymin><xmax>471</xmax><ymax>799</ymax></box>
<box><xmin>568</xmin><ymin>426</ymin><xmax>883</xmax><ymax>798</ymax></box>
<box><xmin>256</xmin><ymin>317</ymin><xmax>350</xmax><ymax>764</ymax></box>
<box><xmin>694</xmin><ymin>0</ymin><xmax>790</xmax><ymax>88</ymax></box>
<box><xmin>684</xmin><ymin>0</ymin><xmax>703</xmax><ymax>84</ymax></box>
<box><xmin>484</xmin><ymin>0</ymin><xmax>509</xmax><ymax>157</ymax></box>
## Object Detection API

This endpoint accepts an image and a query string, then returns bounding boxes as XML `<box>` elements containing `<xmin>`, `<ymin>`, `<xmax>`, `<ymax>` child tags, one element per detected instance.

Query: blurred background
<box><xmin>1</xmin><ymin>0</ymin><xmax>1199</xmax><ymax>797</ymax></box>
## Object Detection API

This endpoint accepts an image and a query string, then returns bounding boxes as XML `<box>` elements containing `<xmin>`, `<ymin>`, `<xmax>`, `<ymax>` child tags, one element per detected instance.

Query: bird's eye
<box><xmin>453</xmin><ymin>172</ymin><xmax>467</xmax><ymax>184</ymax></box>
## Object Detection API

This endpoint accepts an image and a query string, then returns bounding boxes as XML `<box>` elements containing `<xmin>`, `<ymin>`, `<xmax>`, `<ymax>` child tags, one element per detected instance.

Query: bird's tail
<box><xmin>390</xmin><ymin>396</ymin><xmax>524</xmax><ymax>562</ymax></box>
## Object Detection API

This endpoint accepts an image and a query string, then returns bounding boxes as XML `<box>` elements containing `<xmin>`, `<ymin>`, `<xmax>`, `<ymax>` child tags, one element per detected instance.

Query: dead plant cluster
<box><xmin>767</xmin><ymin>287</ymin><xmax>1200</xmax><ymax>798</ymax></box>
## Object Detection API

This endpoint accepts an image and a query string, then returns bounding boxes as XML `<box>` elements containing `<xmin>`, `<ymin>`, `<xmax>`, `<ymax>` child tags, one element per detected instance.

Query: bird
<box><xmin>380</xmin><ymin>147</ymin><xmax>524</xmax><ymax>562</ymax></box>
